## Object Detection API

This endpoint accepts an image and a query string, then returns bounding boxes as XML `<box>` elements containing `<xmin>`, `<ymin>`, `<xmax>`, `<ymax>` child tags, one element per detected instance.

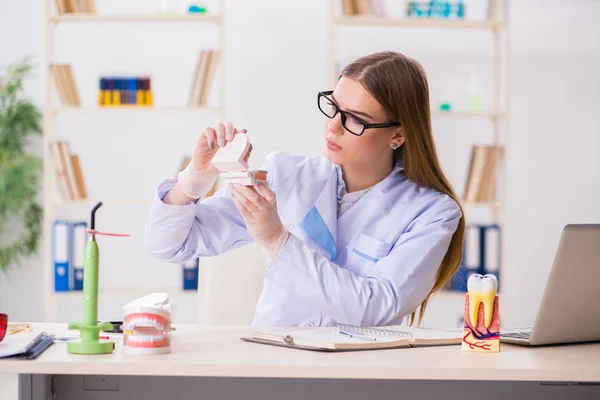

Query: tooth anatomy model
<box><xmin>462</xmin><ymin>274</ymin><xmax>500</xmax><ymax>352</ymax></box>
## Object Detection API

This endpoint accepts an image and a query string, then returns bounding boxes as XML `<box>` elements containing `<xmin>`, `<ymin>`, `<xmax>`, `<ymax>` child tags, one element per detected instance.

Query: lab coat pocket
<box><xmin>351</xmin><ymin>233</ymin><xmax>393</xmax><ymax>263</ymax></box>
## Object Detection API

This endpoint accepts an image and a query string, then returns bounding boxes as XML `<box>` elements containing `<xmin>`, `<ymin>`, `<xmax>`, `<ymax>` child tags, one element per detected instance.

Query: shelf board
<box><xmin>53</xmin><ymin>288</ymin><xmax>198</xmax><ymax>298</ymax></box>
<box><xmin>336</xmin><ymin>16</ymin><xmax>504</xmax><ymax>30</ymax></box>
<box><xmin>432</xmin><ymin>110</ymin><xmax>505</xmax><ymax>119</ymax></box>
<box><xmin>54</xmin><ymin>199</ymin><xmax>153</xmax><ymax>207</ymax></box>
<box><xmin>50</xmin><ymin>13</ymin><xmax>222</xmax><ymax>24</ymax></box>
<box><xmin>462</xmin><ymin>202</ymin><xmax>503</xmax><ymax>211</ymax></box>
<box><xmin>434</xmin><ymin>290</ymin><xmax>467</xmax><ymax>299</ymax></box>
<box><xmin>52</xmin><ymin>106</ymin><xmax>223</xmax><ymax>115</ymax></box>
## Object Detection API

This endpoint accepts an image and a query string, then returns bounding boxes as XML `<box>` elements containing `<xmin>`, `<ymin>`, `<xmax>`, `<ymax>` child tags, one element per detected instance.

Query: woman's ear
<box><xmin>391</xmin><ymin>127</ymin><xmax>405</xmax><ymax>147</ymax></box>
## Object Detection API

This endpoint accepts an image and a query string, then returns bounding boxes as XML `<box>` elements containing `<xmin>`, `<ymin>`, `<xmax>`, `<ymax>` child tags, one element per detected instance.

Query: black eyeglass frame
<box><xmin>317</xmin><ymin>90</ymin><xmax>400</xmax><ymax>136</ymax></box>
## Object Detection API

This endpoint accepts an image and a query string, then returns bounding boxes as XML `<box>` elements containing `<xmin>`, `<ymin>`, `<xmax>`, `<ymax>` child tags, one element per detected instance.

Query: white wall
<box><xmin>0</xmin><ymin>0</ymin><xmax>599</xmax><ymax>330</ymax></box>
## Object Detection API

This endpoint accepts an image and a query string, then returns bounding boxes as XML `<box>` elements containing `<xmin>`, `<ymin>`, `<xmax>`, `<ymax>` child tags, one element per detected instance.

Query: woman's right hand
<box><xmin>191</xmin><ymin>122</ymin><xmax>248</xmax><ymax>172</ymax></box>
<box><xmin>167</xmin><ymin>122</ymin><xmax>247</xmax><ymax>203</ymax></box>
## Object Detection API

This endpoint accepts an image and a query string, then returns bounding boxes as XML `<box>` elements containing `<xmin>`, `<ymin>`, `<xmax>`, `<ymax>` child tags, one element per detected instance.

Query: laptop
<box><xmin>500</xmin><ymin>224</ymin><xmax>600</xmax><ymax>346</ymax></box>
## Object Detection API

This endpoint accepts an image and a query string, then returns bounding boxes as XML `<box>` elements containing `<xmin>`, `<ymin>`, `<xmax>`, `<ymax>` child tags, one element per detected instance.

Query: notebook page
<box><xmin>295</xmin><ymin>328</ymin><xmax>402</xmax><ymax>344</ymax></box>
<box><xmin>254</xmin><ymin>327</ymin><xmax>402</xmax><ymax>345</ymax></box>
<box><xmin>0</xmin><ymin>332</ymin><xmax>39</xmax><ymax>358</ymax></box>
<box><xmin>398</xmin><ymin>327</ymin><xmax>463</xmax><ymax>345</ymax></box>
<box><xmin>401</xmin><ymin>327</ymin><xmax>462</xmax><ymax>340</ymax></box>
<box><xmin>333</xmin><ymin>324</ymin><xmax>413</xmax><ymax>338</ymax></box>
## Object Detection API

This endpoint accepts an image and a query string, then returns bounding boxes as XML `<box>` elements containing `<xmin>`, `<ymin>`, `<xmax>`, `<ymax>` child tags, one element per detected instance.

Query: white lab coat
<box><xmin>144</xmin><ymin>152</ymin><xmax>462</xmax><ymax>327</ymax></box>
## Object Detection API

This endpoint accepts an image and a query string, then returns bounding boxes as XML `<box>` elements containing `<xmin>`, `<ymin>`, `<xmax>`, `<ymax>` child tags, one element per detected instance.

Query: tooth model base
<box><xmin>462</xmin><ymin>294</ymin><xmax>500</xmax><ymax>353</ymax></box>
<box><xmin>220</xmin><ymin>170</ymin><xmax>267</xmax><ymax>186</ymax></box>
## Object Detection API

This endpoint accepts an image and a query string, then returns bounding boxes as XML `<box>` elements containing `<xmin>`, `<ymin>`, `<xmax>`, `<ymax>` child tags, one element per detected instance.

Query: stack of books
<box><xmin>48</xmin><ymin>140</ymin><xmax>87</xmax><ymax>202</ymax></box>
<box><xmin>189</xmin><ymin>49</ymin><xmax>221</xmax><ymax>107</ymax></box>
<box><xmin>463</xmin><ymin>145</ymin><xmax>501</xmax><ymax>203</ymax></box>
<box><xmin>50</xmin><ymin>64</ymin><xmax>81</xmax><ymax>108</ymax></box>
<box><xmin>98</xmin><ymin>76</ymin><xmax>153</xmax><ymax>107</ymax></box>
<box><xmin>340</xmin><ymin>0</ymin><xmax>387</xmax><ymax>16</ymax></box>
<box><xmin>54</xmin><ymin>0</ymin><xmax>96</xmax><ymax>14</ymax></box>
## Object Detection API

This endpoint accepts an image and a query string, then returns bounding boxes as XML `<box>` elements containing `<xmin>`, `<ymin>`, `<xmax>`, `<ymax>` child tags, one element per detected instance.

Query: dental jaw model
<box><xmin>211</xmin><ymin>134</ymin><xmax>267</xmax><ymax>186</ymax></box>
<box><xmin>462</xmin><ymin>274</ymin><xmax>500</xmax><ymax>352</ymax></box>
<box><xmin>122</xmin><ymin>292</ymin><xmax>173</xmax><ymax>355</ymax></box>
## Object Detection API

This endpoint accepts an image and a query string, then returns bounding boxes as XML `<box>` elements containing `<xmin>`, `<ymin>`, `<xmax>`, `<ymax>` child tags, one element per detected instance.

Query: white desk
<box><xmin>1</xmin><ymin>323</ymin><xmax>599</xmax><ymax>400</ymax></box>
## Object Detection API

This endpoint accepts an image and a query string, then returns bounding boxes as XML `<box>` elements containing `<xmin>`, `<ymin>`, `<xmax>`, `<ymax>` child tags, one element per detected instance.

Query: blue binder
<box><xmin>448</xmin><ymin>223</ymin><xmax>502</xmax><ymax>292</ymax></box>
<box><xmin>182</xmin><ymin>258</ymin><xmax>199</xmax><ymax>291</ymax></box>
<box><xmin>71</xmin><ymin>221</ymin><xmax>88</xmax><ymax>291</ymax></box>
<box><xmin>52</xmin><ymin>220</ymin><xmax>71</xmax><ymax>292</ymax></box>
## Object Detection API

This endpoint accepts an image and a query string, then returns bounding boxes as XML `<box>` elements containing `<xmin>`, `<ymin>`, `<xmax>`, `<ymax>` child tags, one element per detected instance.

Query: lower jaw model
<box><xmin>123</xmin><ymin>313</ymin><xmax>171</xmax><ymax>353</ymax></box>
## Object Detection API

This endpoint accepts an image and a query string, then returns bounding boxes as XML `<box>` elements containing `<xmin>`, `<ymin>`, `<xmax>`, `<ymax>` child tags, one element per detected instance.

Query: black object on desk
<box><xmin>23</xmin><ymin>333</ymin><xmax>55</xmax><ymax>360</ymax></box>
<box><xmin>101</xmin><ymin>321</ymin><xmax>123</xmax><ymax>334</ymax></box>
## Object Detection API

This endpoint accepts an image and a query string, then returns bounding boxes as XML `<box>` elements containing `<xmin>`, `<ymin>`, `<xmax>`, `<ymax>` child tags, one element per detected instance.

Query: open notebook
<box><xmin>242</xmin><ymin>324</ymin><xmax>462</xmax><ymax>352</ymax></box>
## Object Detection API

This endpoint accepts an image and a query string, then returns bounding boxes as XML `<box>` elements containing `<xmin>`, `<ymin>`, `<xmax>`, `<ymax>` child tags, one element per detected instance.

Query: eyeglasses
<box><xmin>317</xmin><ymin>90</ymin><xmax>400</xmax><ymax>136</ymax></box>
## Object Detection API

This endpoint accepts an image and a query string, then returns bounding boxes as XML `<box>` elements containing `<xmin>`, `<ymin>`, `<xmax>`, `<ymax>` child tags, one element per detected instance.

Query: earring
<box><xmin>391</xmin><ymin>143</ymin><xmax>399</xmax><ymax>150</ymax></box>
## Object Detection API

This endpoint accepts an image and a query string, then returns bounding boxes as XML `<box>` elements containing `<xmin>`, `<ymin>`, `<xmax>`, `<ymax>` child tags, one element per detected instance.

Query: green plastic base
<box><xmin>67</xmin><ymin>321</ymin><xmax>115</xmax><ymax>355</ymax></box>
<box><xmin>67</xmin><ymin>340</ymin><xmax>115</xmax><ymax>355</ymax></box>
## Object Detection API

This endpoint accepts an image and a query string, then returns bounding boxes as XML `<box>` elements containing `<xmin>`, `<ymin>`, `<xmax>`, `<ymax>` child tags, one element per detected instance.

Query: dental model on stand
<box><xmin>462</xmin><ymin>274</ymin><xmax>500</xmax><ymax>352</ymax></box>
<box><xmin>122</xmin><ymin>292</ymin><xmax>174</xmax><ymax>355</ymax></box>
<box><xmin>211</xmin><ymin>133</ymin><xmax>267</xmax><ymax>186</ymax></box>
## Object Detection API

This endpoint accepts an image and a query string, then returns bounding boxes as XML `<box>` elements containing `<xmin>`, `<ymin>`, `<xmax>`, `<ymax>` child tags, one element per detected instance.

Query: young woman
<box><xmin>144</xmin><ymin>51</ymin><xmax>465</xmax><ymax>328</ymax></box>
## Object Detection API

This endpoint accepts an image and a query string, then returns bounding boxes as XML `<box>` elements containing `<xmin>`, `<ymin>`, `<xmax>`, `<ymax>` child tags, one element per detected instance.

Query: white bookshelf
<box><xmin>336</xmin><ymin>15</ymin><xmax>505</xmax><ymax>30</ymax></box>
<box><xmin>53</xmin><ymin>287</ymin><xmax>192</xmax><ymax>298</ymax></box>
<box><xmin>328</xmin><ymin>0</ymin><xmax>510</xmax><ymax>328</ymax></box>
<box><xmin>431</xmin><ymin>110</ymin><xmax>506</xmax><ymax>119</ymax></box>
<box><xmin>51</xmin><ymin>106</ymin><xmax>224</xmax><ymax>115</ymax></box>
<box><xmin>50</xmin><ymin>14</ymin><xmax>223</xmax><ymax>24</ymax></box>
<box><xmin>53</xmin><ymin>199</ymin><xmax>154</xmax><ymax>207</ymax></box>
<box><xmin>42</xmin><ymin>0</ymin><xmax>227</xmax><ymax>322</ymax></box>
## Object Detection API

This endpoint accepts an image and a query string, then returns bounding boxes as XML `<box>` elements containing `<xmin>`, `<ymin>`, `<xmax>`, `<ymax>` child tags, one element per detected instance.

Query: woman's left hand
<box><xmin>229</xmin><ymin>181</ymin><xmax>290</xmax><ymax>257</ymax></box>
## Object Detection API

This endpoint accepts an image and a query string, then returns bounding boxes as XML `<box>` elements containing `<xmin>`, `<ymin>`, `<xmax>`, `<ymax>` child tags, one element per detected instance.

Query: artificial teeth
<box><xmin>467</xmin><ymin>274</ymin><xmax>498</xmax><ymax>328</ymax></box>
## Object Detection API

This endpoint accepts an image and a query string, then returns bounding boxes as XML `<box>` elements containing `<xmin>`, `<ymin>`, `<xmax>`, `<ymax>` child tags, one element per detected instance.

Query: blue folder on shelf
<box><xmin>52</xmin><ymin>220</ymin><xmax>71</xmax><ymax>292</ymax></box>
<box><xmin>182</xmin><ymin>258</ymin><xmax>199</xmax><ymax>291</ymax></box>
<box><xmin>448</xmin><ymin>223</ymin><xmax>502</xmax><ymax>292</ymax></box>
<box><xmin>71</xmin><ymin>221</ymin><xmax>88</xmax><ymax>291</ymax></box>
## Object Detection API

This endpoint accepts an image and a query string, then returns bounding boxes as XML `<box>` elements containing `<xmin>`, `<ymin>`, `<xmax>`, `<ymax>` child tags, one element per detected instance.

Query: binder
<box><xmin>482</xmin><ymin>224</ymin><xmax>501</xmax><ymax>274</ymax></box>
<box><xmin>182</xmin><ymin>258</ymin><xmax>199</xmax><ymax>290</ymax></box>
<box><xmin>448</xmin><ymin>224</ymin><xmax>502</xmax><ymax>292</ymax></box>
<box><xmin>52</xmin><ymin>220</ymin><xmax>71</xmax><ymax>292</ymax></box>
<box><xmin>71</xmin><ymin>221</ymin><xmax>88</xmax><ymax>291</ymax></box>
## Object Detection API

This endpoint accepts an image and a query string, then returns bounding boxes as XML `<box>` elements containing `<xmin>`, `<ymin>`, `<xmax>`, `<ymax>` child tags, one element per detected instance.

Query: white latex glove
<box><xmin>229</xmin><ymin>181</ymin><xmax>290</xmax><ymax>258</ymax></box>
<box><xmin>177</xmin><ymin>122</ymin><xmax>247</xmax><ymax>199</ymax></box>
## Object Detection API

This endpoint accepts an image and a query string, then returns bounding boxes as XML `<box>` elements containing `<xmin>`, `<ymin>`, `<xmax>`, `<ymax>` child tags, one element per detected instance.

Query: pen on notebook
<box><xmin>24</xmin><ymin>332</ymin><xmax>48</xmax><ymax>351</ymax></box>
<box><xmin>339</xmin><ymin>330</ymin><xmax>377</xmax><ymax>342</ymax></box>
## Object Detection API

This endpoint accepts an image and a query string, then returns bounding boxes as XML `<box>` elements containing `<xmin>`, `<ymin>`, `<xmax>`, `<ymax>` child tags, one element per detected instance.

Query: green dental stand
<box><xmin>67</xmin><ymin>201</ymin><xmax>127</xmax><ymax>355</ymax></box>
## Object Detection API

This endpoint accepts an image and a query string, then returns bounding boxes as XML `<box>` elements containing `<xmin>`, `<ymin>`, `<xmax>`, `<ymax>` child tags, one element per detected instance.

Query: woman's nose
<box><xmin>328</xmin><ymin>113</ymin><xmax>344</xmax><ymax>135</ymax></box>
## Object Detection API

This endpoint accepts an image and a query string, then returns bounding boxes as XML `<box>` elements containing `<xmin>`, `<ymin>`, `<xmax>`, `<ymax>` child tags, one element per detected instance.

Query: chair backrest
<box><xmin>197</xmin><ymin>242</ymin><xmax>266</xmax><ymax>325</ymax></box>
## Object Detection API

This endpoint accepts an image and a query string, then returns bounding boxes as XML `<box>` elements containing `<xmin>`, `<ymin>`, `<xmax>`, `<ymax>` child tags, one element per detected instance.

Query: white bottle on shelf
<box><xmin>466</xmin><ymin>70</ymin><xmax>483</xmax><ymax>112</ymax></box>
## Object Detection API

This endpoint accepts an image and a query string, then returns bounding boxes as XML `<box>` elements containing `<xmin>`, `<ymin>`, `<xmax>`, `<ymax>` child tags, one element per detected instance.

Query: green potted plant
<box><xmin>0</xmin><ymin>58</ymin><xmax>43</xmax><ymax>274</ymax></box>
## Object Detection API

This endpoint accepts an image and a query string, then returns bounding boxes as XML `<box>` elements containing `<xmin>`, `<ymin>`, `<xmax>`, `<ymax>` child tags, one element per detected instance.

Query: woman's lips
<box><xmin>326</xmin><ymin>139</ymin><xmax>342</xmax><ymax>151</ymax></box>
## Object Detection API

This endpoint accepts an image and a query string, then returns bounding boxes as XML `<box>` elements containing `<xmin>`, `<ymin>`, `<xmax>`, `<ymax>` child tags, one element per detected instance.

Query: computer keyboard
<box><xmin>501</xmin><ymin>332</ymin><xmax>531</xmax><ymax>339</ymax></box>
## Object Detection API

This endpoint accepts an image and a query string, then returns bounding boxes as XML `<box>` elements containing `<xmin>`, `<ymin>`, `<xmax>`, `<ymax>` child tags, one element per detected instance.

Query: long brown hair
<box><xmin>341</xmin><ymin>51</ymin><xmax>465</xmax><ymax>326</ymax></box>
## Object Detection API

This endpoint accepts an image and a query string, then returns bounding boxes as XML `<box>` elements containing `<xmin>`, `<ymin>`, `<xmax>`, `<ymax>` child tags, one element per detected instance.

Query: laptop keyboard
<box><xmin>501</xmin><ymin>332</ymin><xmax>531</xmax><ymax>339</ymax></box>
